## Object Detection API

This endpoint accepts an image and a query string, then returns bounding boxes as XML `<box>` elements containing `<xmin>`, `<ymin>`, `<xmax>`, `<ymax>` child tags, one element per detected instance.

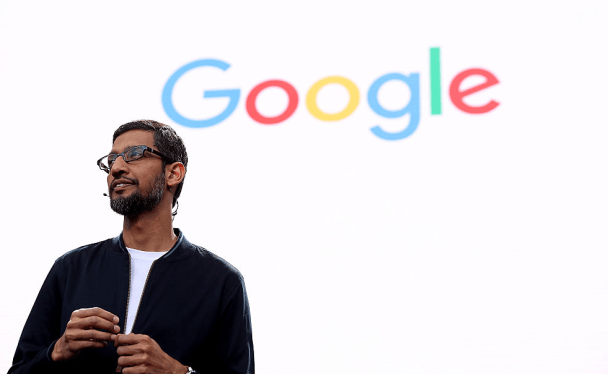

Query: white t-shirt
<box><xmin>125</xmin><ymin>247</ymin><xmax>167</xmax><ymax>334</ymax></box>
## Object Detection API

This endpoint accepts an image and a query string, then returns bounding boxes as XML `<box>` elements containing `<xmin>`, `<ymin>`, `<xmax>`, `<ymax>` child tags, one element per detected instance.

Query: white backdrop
<box><xmin>1</xmin><ymin>1</ymin><xmax>607</xmax><ymax>373</ymax></box>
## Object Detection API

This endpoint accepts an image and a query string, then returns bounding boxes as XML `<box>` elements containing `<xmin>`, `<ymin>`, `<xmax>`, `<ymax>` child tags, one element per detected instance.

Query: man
<box><xmin>9</xmin><ymin>120</ymin><xmax>254</xmax><ymax>374</ymax></box>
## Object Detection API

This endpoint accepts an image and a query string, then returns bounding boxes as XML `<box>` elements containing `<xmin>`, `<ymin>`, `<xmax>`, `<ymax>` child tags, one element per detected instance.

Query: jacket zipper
<box><xmin>124</xmin><ymin>253</ymin><xmax>132</xmax><ymax>333</ymax></box>
<box><xmin>124</xmin><ymin>252</ymin><xmax>157</xmax><ymax>334</ymax></box>
<box><xmin>130</xmin><ymin>261</ymin><xmax>156</xmax><ymax>332</ymax></box>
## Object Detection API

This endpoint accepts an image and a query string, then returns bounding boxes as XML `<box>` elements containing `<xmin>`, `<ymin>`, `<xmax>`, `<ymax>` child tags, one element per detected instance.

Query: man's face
<box><xmin>107</xmin><ymin>130</ymin><xmax>167</xmax><ymax>217</ymax></box>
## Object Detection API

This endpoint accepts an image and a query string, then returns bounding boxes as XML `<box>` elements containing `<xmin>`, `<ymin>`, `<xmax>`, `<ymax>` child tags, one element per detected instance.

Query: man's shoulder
<box><xmin>186</xmin><ymin>244</ymin><xmax>242</xmax><ymax>275</ymax></box>
<box><xmin>55</xmin><ymin>237</ymin><xmax>119</xmax><ymax>263</ymax></box>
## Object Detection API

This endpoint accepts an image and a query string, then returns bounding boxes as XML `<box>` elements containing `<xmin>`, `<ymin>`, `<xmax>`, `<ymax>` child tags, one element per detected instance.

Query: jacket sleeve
<box><xmin>213</xmin><ymin>274</ymin><xmax>255</xmax><ymax>374</ymax></box>
<box><xmin>8</xmin><ymin>259</ymin><xmax>68</xmax><ymax>374</ymax></box>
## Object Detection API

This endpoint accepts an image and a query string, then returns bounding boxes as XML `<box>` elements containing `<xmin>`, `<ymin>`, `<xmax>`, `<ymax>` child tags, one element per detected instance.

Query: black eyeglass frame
<box><xmin>97</xmin><ymin>145</ymin><xmax>175</xmax><ymax>173</ymax></box>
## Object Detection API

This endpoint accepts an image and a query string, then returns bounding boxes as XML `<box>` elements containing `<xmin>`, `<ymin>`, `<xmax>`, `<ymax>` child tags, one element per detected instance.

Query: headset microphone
<box><xmin>103</xmin><ymin>193</ymin><xmax>109</xmax><ymax>197</ymax></box>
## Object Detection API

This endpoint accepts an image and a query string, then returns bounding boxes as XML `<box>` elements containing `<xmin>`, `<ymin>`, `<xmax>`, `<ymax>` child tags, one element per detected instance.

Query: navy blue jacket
<box><xmin>9</xmin><ymin>229</ymin><xmax>254</xmax><ymax>374</ymax></box>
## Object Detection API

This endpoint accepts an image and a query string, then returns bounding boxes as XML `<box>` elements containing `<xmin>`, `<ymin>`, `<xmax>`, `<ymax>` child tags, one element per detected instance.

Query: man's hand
<box><xmin>51</xmin><ymin>307</ymin><xmax>120</xmax><ymax>361</ymax></box>
<box><xmin>115</xmin><ymin>333</ymin><xmax>187</xmax><ymax>374</ymax></box>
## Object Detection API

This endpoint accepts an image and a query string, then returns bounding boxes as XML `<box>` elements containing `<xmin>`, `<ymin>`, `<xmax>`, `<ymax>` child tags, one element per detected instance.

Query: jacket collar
<box><xmin>113</xmin><ymin>228</ymin><xmax>188</xmax><ymax>260</ymax></box>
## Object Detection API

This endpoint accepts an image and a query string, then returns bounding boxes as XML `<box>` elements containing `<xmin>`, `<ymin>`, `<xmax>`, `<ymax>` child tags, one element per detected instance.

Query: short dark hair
<box><xmin>113</xmin><ymin>120</ymin><xmax>188</xmax><ymax>209</ymax></box>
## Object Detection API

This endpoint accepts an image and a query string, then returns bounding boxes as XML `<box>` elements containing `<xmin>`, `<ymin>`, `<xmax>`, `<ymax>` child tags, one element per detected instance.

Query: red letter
<box><xmin>246</xmin><ymin>80</ymin><xmax>298</xmax><ymax>125</ymax></box>
<box><xmin>449</xmin><ymin>68</ymin><xmax>499</xmax><ymax>114</ymax></box>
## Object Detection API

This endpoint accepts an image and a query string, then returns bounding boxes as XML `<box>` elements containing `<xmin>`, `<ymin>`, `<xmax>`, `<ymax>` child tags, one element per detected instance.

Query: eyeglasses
<box><xmin>97</xmin><ymin>145</ymin><xmax>174</xmax><ymax>173</ymax></box>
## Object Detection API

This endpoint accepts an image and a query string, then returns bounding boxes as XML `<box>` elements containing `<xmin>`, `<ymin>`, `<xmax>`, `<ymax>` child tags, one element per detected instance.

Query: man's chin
<box><xmin>110</xmin><ymin>193</ymin><xmax>140</xmax><ymax>216</ymax></box>
<box><xmin>109</xmin><ymin>172</ymin><xmax>165</xmax><ymax>217</ymax></box>
<box><xmin>110</xmin><ymin>190</ymin><xmax>133</xmax><ymax>199</ymax></box>
<box><xmin>110</xmin><ymin>190</ymin><xmax>163</xmax><ymax>217</ymax></box>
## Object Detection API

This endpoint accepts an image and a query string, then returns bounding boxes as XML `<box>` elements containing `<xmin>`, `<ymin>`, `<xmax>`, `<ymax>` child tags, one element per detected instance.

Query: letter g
<box><xmin>162</xmin><ymin>59</ymin><xmax>240</xmax><ymax>128</ymax></box>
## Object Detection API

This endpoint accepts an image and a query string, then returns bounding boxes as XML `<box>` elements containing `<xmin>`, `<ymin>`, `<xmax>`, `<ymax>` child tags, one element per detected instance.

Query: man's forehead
<box><xmin>111</xmin><ymin>130</ymin><xmax>155</xmax><ymax>152</ymax></box>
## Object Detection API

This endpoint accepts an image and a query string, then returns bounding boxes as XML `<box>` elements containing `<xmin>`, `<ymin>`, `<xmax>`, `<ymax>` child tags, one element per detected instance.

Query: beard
<box><xmin>110</xmin><ymin>171</ymin><xmax>165</xmax><ymax>218</ymax></box>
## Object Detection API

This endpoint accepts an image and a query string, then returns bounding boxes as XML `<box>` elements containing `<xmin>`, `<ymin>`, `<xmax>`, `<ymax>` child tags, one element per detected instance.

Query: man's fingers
<box><xmin>66</xmin><ymin>328</ymin><xmax>116</xmax><ymax>343</ymax></box>
<box><xmin>67</xmin><ymin>340</ymin><xmax>108</xmax><ymax>351</ymax></box>
<box><xmin>81</xmin><ymin>315</ymin><xmax>121</xmax><ymax>333</ymax></box>
<box><xmin>72</xmin><ymin>307</ymin><xmax>120</xmax><ymax>325</ymax></box>
<box><xmin>121</xmin><ymin>366</ymin><xmax>146</xmax><ymax>374</ymax></box>
<box><xmin>53</xmin><ymin>308</ymin><xmax>120</xmax><ymax>362</ymax></box>
<box><xmin>116</xmin><ymin>342</ymin><xmax>144</xmax><ymax>356</ymax></box>
<box><xmin>68</xmin><ymin>315</ymin><xmax>121</xmax><ymax>334</ymax></box>
<box><xmin>117</xmin><ymin>354</ymin><xmax>142</xmax><ymax>368</ymax></box>
<box><xmin>114</xmin><ymin>333</ymin><xmax>148</xmax><ymax>347</ymax></box>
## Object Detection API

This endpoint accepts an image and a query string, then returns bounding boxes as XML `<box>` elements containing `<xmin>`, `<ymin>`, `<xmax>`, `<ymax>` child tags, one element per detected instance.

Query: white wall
<box><xmin>1</xmin><ymin>1</ymin><xmax>607</xmax><ymax>372</ymax></box>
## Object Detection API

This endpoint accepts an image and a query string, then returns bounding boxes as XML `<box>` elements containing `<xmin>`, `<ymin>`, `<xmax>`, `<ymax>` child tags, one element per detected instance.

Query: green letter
<box><xmin>430</xmin><ymin>47</ymin><xmax>442</xmax><ymax>115</ymax></box>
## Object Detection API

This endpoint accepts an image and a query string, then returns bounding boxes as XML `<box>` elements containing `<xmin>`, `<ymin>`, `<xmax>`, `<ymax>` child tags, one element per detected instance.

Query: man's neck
<box><xmin>122</xmin><ymin>210</ymin><xmax>177</xmax><ymax>252</ymax></box>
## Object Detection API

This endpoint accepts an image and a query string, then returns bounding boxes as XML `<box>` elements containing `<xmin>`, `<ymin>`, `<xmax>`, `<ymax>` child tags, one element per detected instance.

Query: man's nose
<box><xmin>110</xmin><ymin>155</ymin><xmax>129</xmax><ymax>177</ymax></box>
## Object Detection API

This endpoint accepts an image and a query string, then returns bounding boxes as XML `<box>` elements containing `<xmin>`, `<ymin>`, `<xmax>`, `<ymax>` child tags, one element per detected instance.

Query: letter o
<box><xmin>306</xmin><ymin>76</ymin><xmax>360</xmax><ymax>121</ymax></box>
<box><xmin>246</xmin><ymin>80</ymin><xmax>299</xmax><ymax>125</ymax></box>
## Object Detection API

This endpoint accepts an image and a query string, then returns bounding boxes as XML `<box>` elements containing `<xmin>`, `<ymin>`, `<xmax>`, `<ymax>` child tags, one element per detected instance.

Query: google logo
<box><xmin>162</xmin><ymin>47</ymin><xmax>500</xmax><ymax>141</ymax></box>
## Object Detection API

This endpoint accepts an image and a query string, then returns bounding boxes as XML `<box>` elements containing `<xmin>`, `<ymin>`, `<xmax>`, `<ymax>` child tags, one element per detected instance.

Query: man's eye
<box><xmin>107</xmin><ymin>155</ymin><xmax>118</xmax><ymax>165</ymax></box>
<box><xmin>127</xmin><ymin>147</ymin><xmax>144</xmax><ymax>159</ymax></box>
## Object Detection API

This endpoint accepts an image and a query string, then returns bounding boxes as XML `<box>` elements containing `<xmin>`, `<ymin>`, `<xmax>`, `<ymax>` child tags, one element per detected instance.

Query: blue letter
<box><xmin>368</xmin><ymin>73</ymin><xmax>420</xmax><ymax>140</ymax></box>
<box><xmin>162</xmin><ymin>59</ymin><xmax>240</xmax><ymax>128</ymax></box>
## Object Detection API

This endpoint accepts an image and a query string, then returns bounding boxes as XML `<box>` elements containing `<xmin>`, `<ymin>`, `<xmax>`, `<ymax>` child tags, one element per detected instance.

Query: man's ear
<box><xmin>166</xmin><ymin>162</ymin><xmax>186</xmax><ymax>188</ymax></box>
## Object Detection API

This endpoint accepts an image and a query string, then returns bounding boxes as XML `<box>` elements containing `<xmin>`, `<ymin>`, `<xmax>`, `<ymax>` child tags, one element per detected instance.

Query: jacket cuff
<box><xmin>45</xmin><ymin>339</ymin><xmax>59</xmax><ymax>363</ymax></box>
